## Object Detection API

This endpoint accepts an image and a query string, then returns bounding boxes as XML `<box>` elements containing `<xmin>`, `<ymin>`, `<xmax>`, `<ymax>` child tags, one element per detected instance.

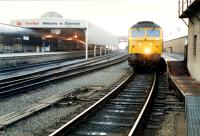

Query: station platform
<box><xmin>0</xmin><ymin>57</ymin><xmax>85</xmax><ymax>80</ymax></box>
<box><xmin>167</xmin><ymin>59</ymin><xmax>200</xmax><ymax>136</ymax></box>
<box><xmin>0</xmin><ymin>51</ymin><xmax>98</xmax><ymax>68</ymax></box>
<box><xmin>0</xmin><ymin>52</ymin><xmax>67</xmax><ymax>58</ymax></box>
<box><xmin>162</xmin><ymin>52</ymin><xmax>184</xmax><ymax>61</ymax></box>
<box><xmin>0</xmin><ymin>52</ymin><xmax>117</xmax><ymax>80</ymax></box>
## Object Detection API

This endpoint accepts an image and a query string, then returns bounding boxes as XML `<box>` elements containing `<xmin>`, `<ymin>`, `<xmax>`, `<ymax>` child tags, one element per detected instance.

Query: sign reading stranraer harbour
<box><xmin>11</xmin><ymin>12</ymin><xmax>85</xmax><ymax>28</ymax></box>
<box><xmin>11</xmin><ymin>19</ymin><xmax>85</xmax><ymax>28</ymax></box>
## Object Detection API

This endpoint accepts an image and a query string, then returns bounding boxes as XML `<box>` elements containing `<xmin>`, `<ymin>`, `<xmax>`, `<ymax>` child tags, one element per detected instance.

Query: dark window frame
<box><xmin>193</xmin><ymin>35</ymin><xmax>197</xmax><ymax>56</ymax></box>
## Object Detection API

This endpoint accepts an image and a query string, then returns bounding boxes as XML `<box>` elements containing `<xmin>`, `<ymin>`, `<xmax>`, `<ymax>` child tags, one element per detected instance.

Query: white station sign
<box><xmin>11</xmin><ymin>19</ymin><xmax>87</xmax><ymax>28</ymax></box>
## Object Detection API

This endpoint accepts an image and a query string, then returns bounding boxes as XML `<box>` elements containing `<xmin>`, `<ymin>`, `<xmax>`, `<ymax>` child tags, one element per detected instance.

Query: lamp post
<box><xmin>73</xmin><ymin>33</ymin><xmax>78</xmax><ymax>51</ymax></box>
<box><xmin>42</xmin><ymin>36</ymin><xmax>46</xmax><ymax>52</ymax></box>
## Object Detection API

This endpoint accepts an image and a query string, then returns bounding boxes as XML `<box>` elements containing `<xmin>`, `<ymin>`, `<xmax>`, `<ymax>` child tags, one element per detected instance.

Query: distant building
<box><xmin>164</xmin><ymin>36</ymin><xmax>188</xmax><ymax>54</ymax></box>
<box><xmin>10</xmin><ymin>11</ymin><xmax>118</xmax><ymax>59</ymax></box>
<box><xmin>179</xmin><ymin>0</ymin><xmax>200</xmax><ymax>81</ymax></box>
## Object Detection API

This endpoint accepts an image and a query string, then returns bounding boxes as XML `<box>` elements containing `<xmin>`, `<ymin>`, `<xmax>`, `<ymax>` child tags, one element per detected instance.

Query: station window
<box><xmin>4</xmin><ymin>35</ymin><xmax>12</xmax><ymax>46</ymax></box>
<box><xmin>0</xmin><ymin>35</ymin><xmax>3</xmax><ymax>45</ymax></box>
<box><xmin>193</xmin><ymin>35</ymin><xmax>197</xmax><ymax>56</ymax></box>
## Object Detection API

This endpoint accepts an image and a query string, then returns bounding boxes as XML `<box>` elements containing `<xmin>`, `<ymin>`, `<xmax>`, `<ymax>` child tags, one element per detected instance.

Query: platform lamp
<box><xmin>73</xmin><ymin>33</ymin><xmax>78</xmax><ymax>50</ymax></box>
<box><xmin>51</xmin><ymin>29</ymin><xmax>61</xmax><ymax>35</ymax></box>
<box><xmin>41</xmin><ymin>36</ymin><xmax>46</xmax><ymax>52</ymax></box>
<box><xmin>22</xmin><ymin>36</ymin><xmax>29</xmax><ymax>52</ymax></box>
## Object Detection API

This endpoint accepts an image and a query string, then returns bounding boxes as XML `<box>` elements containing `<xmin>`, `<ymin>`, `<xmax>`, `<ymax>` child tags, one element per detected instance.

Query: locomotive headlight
<box><xmin>144</xmin><ymin>48</ymin><xmax>151</xmax><ymax>55</ymax></box>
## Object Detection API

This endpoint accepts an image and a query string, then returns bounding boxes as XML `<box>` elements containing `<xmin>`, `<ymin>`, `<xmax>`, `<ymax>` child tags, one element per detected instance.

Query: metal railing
<box><xmin>179</xmin><ymin>0</ymin><xmax>196</xmax><ymax>16</ymax></box>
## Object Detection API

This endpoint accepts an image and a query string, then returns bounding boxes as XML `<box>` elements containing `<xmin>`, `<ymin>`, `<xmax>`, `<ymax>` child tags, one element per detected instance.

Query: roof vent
<box><xmin>41</xmin><ymin>11</ymin><xmax>63</xmax><ymax>18</ymax></box>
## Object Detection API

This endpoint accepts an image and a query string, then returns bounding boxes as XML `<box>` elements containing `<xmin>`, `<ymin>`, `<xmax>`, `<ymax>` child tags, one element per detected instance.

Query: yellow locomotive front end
<box><xmin>128</xmin><ymin>21</ymin><xmax>163</xmax><ymax>69</ymax></box>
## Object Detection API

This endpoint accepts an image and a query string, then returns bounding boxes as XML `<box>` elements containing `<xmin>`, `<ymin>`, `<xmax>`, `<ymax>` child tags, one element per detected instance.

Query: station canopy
<box><xmin>10</xmin><ymin>11</ymin><xmax>118</xmax><ymax>47</ymax></box>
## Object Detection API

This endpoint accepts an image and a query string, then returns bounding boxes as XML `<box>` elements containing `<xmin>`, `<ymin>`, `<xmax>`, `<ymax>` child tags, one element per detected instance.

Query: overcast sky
<box><xmin>0</xmin><ymin>0</ymin><xmax>188</xmax><ymax>41</ymax></box>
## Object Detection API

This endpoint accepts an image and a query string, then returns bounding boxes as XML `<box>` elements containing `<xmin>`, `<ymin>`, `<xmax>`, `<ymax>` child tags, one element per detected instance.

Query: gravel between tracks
<box><xmin>155</xmin><ymin>111</ymin><xmax>186</xmax><ymax>136</ymax></box>
<box><xmin>0</xmin><ymin>61</ymin><xmax>131</xmax><ymax>136</ymax></box>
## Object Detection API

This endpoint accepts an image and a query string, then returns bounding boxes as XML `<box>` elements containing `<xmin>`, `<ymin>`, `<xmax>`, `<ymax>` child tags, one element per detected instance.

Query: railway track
<box><xmin>49</xmin><ymin>73</ymin><xmax>157</xmax><ymax>136</ymax></box>
<box><xmin>135</xmin><ymin>73</ymin><xmax>184</xmax><ymax>135</ymax></box>
<box><xmin>0</xmin><ymin>54</ymin><xmax>127</xmax><ymax>98</ymax></box>
<box><xmin>0</xmin><ymin>51</ymin><xmax>110</xmax><ymax>74</ymax></box>
<box><xmin>0</xmin><ymin>53</ymin><xmax>117</xmax><ymax>81</ymax></box>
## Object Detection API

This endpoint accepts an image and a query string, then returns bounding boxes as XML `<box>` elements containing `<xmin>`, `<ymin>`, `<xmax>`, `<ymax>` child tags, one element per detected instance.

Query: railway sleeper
<box><xmin>150</xmin><ymin>112</ymin><xmax>164</xmax><ymax>116</ymax></box>
<box><xmin>102</xmin><ymin>109</ymin><xmax>139</xmax><ymax>114</ymax></box>
<box><xmin>156</xmin><ymin>95</ymin><xmax>166</xmax><ymax>100</ymax></box>
<box><xmin>152</xmin><ymin>108</ymin><xmax>165</xmax><ymax>113</ymax></box>
<box><xmin>73</xmin><ymin>131</ymin><xmax>124</xmax><ymax>136</ymax></box>
<box><xmin>157</xmin><ymin>91</ymin><xmax>174</xmax><ymax>95</ymax></box>
<box><xmin>117</xmin><ymin>94</ymin><xmax>146</xmax><ymax>99</ymax></box>
<box><xmin>108</xmin><ymin>101</ymin><xmax>144</xmax><ymax>106</ymax></box>
<box><xmin>146</xmin><ymin>125</ymin><xmax>161</xmax><ymax>129</ymax></box>
<box><xmin>111</xmin><ymin>98</ymin><xmax>145</xmax><ymax>102</ymax></box>
<box><xmin>68</xmin><ymin>123</ymin><xmax>131</xmax><ymax>134</ymax></box>
<box><xmin>104</xmin><ymin>105</ymin><xmax>141</xmax><ymax>111</ymax></box>
<box><xmin>148</xmin><ymin>116</ymin><xmax>164</xmax><ymax>122</ymax></box>
<box><xmin>153</xmin><ymin>103</ymin><xmax>165</xmax><ymax>107</ymax></box>
<box><xmin>120</xmin><ymin>92</ymin><xmax>147</xmax><ymax>96</ymax></box>
<box><xmin>93</xmin><ymin>114</ymin><xmax>136</xmax><ymax>120</ymax></box>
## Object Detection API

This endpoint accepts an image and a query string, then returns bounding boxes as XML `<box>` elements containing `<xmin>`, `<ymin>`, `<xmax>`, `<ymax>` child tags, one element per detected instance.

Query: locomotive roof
<box><xmin>130</xmin><ymin>21</ymin><xmax>161</xmax><ymax>28</ymax></box>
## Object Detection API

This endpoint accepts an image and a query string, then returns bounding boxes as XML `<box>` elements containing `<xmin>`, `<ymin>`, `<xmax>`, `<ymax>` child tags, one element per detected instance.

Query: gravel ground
<box><xmin>0</xmin><ymin>61</ymin><xmax>131</xmax><ymax>136</ymax></box>
<box><xmin>155</xmin><ymin>111</ymin><xmax>186</xmax><ymax>136</ymax></box>
<box><xmin>156</xmin><ymin>112</ymin><xmax>176</xmax><ymax>136</ymax></box>
<box><xmin>0</xmin><ymin>59</ymin><xmax>129</xmax><ymax>116</ymax></box>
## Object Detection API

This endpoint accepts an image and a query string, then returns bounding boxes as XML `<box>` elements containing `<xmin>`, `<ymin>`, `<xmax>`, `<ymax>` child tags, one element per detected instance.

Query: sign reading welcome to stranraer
<box><xmin>12</xmin><ymin>19</ymin><xmax>85</xmax><ymax>28</ymax></box>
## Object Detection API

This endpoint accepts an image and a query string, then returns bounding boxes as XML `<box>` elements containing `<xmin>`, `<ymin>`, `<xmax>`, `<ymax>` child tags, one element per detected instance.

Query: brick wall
<box><xmin>187</xmin><ymin>10</ymin><xmax>200</xmax><ymax>81</ymax></box>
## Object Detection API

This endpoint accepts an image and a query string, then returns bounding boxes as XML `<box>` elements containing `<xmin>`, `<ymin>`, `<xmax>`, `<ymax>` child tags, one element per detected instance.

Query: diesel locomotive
<box><xmin>128</xmin><ymin>21</ymin><xmax>163</xmax><ymax>69</ymax></box>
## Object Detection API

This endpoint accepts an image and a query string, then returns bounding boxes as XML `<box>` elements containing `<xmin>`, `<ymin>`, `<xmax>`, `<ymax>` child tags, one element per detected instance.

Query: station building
<box><xmin>10</xmin><ymin>11</ymin><xmax>118</xmax><ymax>59</ymax></box>
<box><xmin>179</xmin><ymin>0</ymin><xmax>200</xmax><ymax>81</ymax></box>
<box><xmin>0</xmin><ymin>23</ymin><xmax>42</xmax><ymax>53</ymax></box>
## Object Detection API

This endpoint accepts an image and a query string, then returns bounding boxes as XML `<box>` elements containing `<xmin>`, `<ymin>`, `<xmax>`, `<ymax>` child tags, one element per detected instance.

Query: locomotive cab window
<box><xmin>146</xmin><ymin>29</ymin><xmax>160</xmax><ymax>37</ymax></box>
<box><xmin>131</xmin><ymin>29</ymin><xmax>145</xmax><ymax>38</ymax></box>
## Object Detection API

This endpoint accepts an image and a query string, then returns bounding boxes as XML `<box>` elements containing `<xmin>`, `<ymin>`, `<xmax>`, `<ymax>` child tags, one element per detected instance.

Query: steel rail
<box><xmin>128</xmin><ymin>73</ymin><xmax>157</xmax><ymax>136</ymax></box>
